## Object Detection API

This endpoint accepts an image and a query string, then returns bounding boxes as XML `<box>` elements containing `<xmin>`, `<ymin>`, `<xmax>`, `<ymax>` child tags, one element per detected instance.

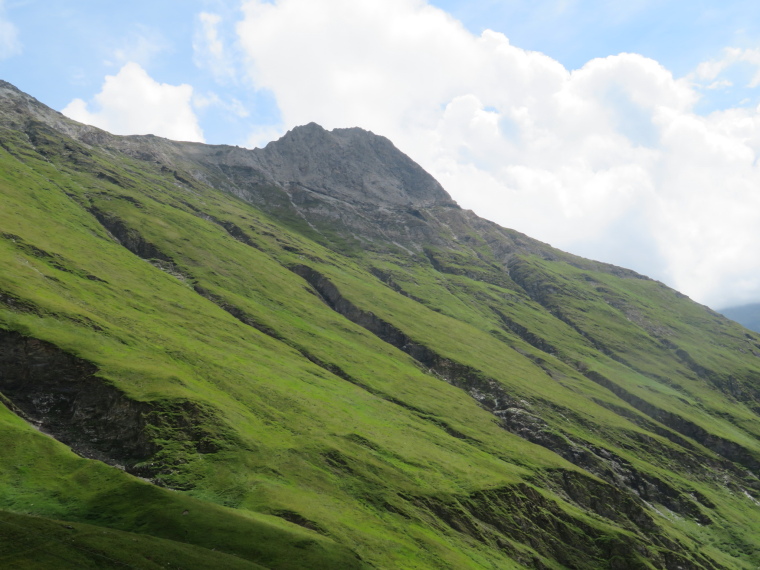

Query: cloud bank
<box><xmin>62</xmin><ymin>62</ymin><xmax>204</xmax><ymax>143</ymax></box>
<box><xmin>236</xmin><ymin>0</ymin><xmax>760</xmax><ymax>309</ymax></box>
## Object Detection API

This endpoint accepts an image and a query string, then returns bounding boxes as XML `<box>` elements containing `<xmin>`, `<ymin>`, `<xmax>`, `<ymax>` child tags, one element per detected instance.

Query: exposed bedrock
<box><xmin>0</xmin><ymin>329</ymin><xmax>221</xmax><ymax>483</ymax></box>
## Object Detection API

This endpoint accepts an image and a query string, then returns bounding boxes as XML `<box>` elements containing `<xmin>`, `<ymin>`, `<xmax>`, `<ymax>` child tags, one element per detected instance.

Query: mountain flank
<box><xmin>1</xmin><ymin>80</ymin><xmax>760</xmax><ymax>569</ymax></box>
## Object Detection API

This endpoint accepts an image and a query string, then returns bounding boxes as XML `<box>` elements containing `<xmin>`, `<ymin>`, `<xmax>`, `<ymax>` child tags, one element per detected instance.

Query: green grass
<box><xmin>0</xmin><ymin>510</ymin><xmax>269</xmax><ymax>570</ymax></box>
<box><xmin>0</xmin><ymin>119</ymin><xmax>759</xmax><ymax>568</ymax></box>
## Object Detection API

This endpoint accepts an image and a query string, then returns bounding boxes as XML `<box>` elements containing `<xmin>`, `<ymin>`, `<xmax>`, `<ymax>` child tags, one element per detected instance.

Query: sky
<box><xmin>2</xmin><ymin>1</ymin><xmax>760</xmax><ymax>310</ymax></box>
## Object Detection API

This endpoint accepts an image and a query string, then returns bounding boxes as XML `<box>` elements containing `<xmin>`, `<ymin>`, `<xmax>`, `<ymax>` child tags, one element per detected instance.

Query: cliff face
<box><xmin>253</xmin><ymin>122</ymin><xmax>455</xmax><ymax>207</ymax></box>
<box><xmin>1</xmin><ymin>81</ymin><xmax>760</xmax><ymax>569</ymax></box>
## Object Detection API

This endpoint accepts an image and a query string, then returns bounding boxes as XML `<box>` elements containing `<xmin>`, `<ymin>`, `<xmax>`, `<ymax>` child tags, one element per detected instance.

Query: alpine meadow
<box><xmin>1</xmin><ymin>80</ymin><xmax>760</xmax><ymax>569</ymax></box>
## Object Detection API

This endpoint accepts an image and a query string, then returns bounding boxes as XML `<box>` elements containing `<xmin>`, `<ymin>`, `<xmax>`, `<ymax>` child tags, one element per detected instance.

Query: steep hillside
<box><xmin>1</xmin><ymin>80</ymin><xmax>759</xmax><ymax>569</ymax></box>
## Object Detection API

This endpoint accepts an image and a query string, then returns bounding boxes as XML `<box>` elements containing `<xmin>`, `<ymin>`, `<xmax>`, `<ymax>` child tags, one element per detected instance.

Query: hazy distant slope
<box><xmin>721</xmin><ymin>303</ymin><xmax>760</xmax><ymax>333</ymax></box>
<box><xmin>1</xmin><ymin>80</ymin><xmax>760</xmax><ymax>569</ymax></box>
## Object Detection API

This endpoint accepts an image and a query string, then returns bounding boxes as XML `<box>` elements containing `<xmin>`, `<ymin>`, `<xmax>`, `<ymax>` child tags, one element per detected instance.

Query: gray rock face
<box><xmin>254</xmin><ymin>122</ymin><xmax>455</xmax><ymax>208</ymax></box>
<box><xmin>0</xmin><ymin>80</ymin><xmax>98</xmax><ymax>140</ymax></box>
<box><xmin>166</xmin><ymin>123</ymin><xmax>468</xmax><ymax>253</ymax></box>
<box><xmin>0</xmin><ymin>330</ymin><xmax>220</xmax><ymax>481</ymax></box>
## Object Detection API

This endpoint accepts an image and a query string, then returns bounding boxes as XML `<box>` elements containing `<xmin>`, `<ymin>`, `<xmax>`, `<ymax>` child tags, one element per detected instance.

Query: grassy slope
<box><xmin>345</xmin><ymin>251</ymin><xmax>760</xmax><ymax>566</ymax></box>
<box><xmin>0</xmin><ymin>121</ymin><xmax>759</xmax><ymax>568</ymax></box>
<box><xmin>0</xmin><ymin>126</ymin><xmax>549</xmax><ymax>568</ymax></box>
<box><xmin>0</xmin><ymin>403</ymin><xmax>362</xmax><ymax>570</ymax></box>
<box><xmin>0</xmin><ymin>509</ymin><xmax>269</xmax><ymax>570</ymax></box>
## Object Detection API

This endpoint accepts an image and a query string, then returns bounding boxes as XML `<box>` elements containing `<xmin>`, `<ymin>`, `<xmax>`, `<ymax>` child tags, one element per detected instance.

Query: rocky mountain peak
<box><xmin>0</xmin><ymin>79</ymin><xmax>99</xmax><ymax>140</ymax></box>
<box><xmin>253</xmin><ymin>122</ymin><xmax>457</xmax><ymax>208</ymax></box>
<box><xmin>0</xmin><ymin>81</ymin><xmax>453</xmax><ymax>211</ymax></box>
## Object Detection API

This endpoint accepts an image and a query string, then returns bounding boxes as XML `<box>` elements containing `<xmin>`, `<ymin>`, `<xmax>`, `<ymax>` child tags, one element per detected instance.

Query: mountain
<box><xmin>721</xmin><ymin>303</ymin><xmax>760</xmax><ymax>334</ymax></box>
<box><xmin>1</xmin><ymin>79</ymin><xmax>760</xmax><ymax>569</ymax></box>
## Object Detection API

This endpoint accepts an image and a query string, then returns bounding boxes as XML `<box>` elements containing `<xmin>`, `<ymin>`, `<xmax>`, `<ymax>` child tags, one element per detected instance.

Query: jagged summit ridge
<box><xmin>254</xmin><ymin>122</ymin><xmax>456</xmax><ymax>208</ymax></box>
<box><xmin>0</xmin><ymin>79</ymin><xmax>98</xmax><ymax>140</ymax></box>
<box><xmin>0</xmin><ymin>82</ymin><xmax>453</xmax><ymax>210</ymax></box>
<box><xmin>0</xmin><ymin>79</ymin><xmax>646</xmax><ymax>266</ymax></box>
<box><xmin>0</xmin><ymin>80</ymin><xmax>644</xmax><ymax>267</ymax></box>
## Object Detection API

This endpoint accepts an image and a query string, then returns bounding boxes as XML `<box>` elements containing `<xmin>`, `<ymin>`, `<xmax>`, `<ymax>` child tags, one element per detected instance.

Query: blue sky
<box><xmin>5</xmin><ymin>0</ymin><xmax>760</xmax><ymax>141</ymax></box>
<box><xmin>435</xmin><ymin>0</ymin><xmax>760</xmax><ymax>113</ymax></box>
<box><xmin>435</xmin><ymin>0</ymin><xmax>760</xmax><ymax>73</ymax></box>
<box><xmin>3</xmin><ymin>0</ymin><xmax>760</xmax><ymax>309</ymax></box>
<box><xmin>1</xmin><ymin>0</ymin><xmax>267</xmax><ymax>143</ymax></box>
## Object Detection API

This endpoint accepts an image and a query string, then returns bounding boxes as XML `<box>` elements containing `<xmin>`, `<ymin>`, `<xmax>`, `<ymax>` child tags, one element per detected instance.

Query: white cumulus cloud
<box><xmin>235</xmin><ymin>0</ymin><xmax>760</xmax><ymax>309</ymax></box>
<box><xmin>62</xmin><ymin>62</ymin><xmax>205</xmax><ymax>143</ymax></box>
